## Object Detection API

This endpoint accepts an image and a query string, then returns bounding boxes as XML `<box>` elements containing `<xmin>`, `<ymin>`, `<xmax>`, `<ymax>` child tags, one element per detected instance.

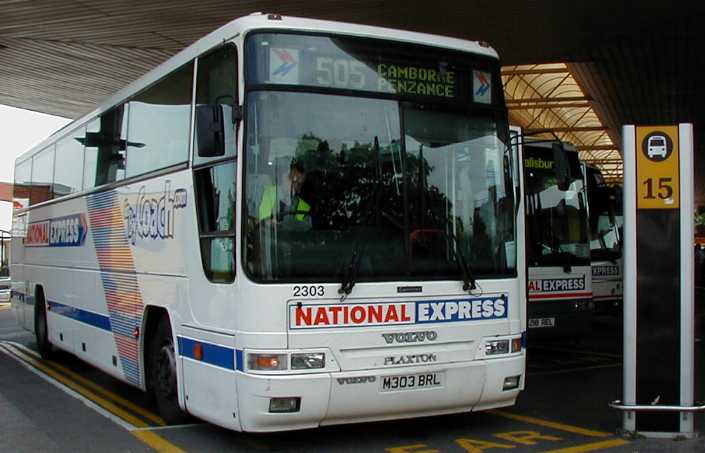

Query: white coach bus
<box><xmin>11</xmin><ymin>14</ymin><xmax>526</xmax><ymax>431</ymax></box>
<box><xmin>521</xmin><ymin>138</ymin><xmax>593</xmax><ymax>336</ymax></box>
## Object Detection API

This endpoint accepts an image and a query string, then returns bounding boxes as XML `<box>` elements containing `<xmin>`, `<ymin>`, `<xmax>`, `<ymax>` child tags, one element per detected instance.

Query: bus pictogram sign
<box><xmin>636</xmin><ymin>126</ymin><xmax>679</xmax><ymax>209</ymax></box>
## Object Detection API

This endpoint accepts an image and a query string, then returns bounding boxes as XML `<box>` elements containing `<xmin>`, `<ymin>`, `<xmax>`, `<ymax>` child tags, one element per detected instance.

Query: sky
<box><xmin>0</xmin><ymin>104</ymin><xmax>71</xmax><ymax>232</ymax></box>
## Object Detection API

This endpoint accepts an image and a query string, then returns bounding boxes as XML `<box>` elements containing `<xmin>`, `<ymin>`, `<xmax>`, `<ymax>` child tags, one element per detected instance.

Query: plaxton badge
<box><xmin>288</xmin><ymin>295</ymin><xmax>508</xmax><ymax>329</ymax></box>
<box><xmin>384</xmin><ymin>354</ymin><xmax>437</xmax><ymax>366</ymax></box>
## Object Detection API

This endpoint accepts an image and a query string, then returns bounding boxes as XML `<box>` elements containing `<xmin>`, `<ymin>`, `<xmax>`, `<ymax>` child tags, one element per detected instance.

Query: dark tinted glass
<box><xmin>247</xmin><ymin>33</ymin><xmax>503</xmax><ymax>107</ymax></box>
<box><xmin>194</xmin><ymin>45</ymin><xmax>237</xmax><ymax>165</ymax></box>
<box><xmin>13</xmin><ymin>160</ymin><xmax>31</xmax><ymax>209</ymax></box>
<box><xmin>30</xmin><ymin>146</ymin><xmax>55</xmax><ymax>205</ymax></box>
<box><xmin>83</xmin><ymin>107</ymin><xmax>127</xmax><ymax>189</ymax></box>
<box><xmin>523</xmin><ymin>144</ymin><xmax>590</xmax><ymax>266</ymax></box>
<box><xmin>194</xmin><ymin>160</ymin><xmax>236</xmax><ymax>282</ymax></box>
<box><xmin>243</xmin><ymin>91</ymin><xmax>515</xmax><ymax>282</ymax></box>
<box><xmin>54</xmin><ymin>127</ymin><xmax>85</xmax><ymax>197</ymax></box>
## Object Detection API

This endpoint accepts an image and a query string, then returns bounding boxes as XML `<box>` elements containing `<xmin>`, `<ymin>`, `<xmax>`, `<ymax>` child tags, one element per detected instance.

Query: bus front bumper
<box><xmin>235</xmin><ymin>354</ymin><xmax>524</xmax><ymax>432</ymax></box>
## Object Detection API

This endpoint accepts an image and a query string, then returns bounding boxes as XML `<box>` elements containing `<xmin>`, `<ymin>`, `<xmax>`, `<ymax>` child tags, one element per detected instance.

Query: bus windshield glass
<box><xmin>586</xmin><ymin>167</ymin><xmax>622</xmax><ymax>260</ymax></box>
<box><xmin>524</xmin><ymin>146</ymin><xmax>590</xmax><ymax>267</ymax></box>
<box><xmin>243</xmin><ymin>32</ymin><xmax>515</xmax><ymax>282</ymax></box>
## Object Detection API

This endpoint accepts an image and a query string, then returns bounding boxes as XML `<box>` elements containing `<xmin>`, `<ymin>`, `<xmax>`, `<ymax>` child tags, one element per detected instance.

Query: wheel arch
<box><xmin>141</xmin><ymin>304</ymin><xmax>188</xmax><ymax>417</ymax></box>
<box><xmin>140</xmin><ymin>305</ymin><xmax>186</xmax><ymax>411</ymax></box>
<box><xmin>141</xmin><ymin>305</ymin><xmax>169</xmax><ymax>389</ymax></box>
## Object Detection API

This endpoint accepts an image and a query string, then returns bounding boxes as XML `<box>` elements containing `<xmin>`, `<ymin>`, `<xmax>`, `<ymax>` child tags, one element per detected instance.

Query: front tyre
<box><xmin>149</xmin><ymin>317</ymin><xmax>188</xmax><ymax>424</ymax></box>
<box><xmin>34</xmin><ymin>293</ymin><xmax>53</xmax><ymax>359</ymax></box>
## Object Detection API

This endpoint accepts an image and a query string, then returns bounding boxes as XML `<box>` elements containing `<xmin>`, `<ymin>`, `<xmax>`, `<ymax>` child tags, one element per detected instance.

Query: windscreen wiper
<box><xmin>338</xmin><ymin>242</ymin><xmax>364</xmax><ymax>302</ymax></box>
<box><xmin>446</xmin><ymin>230</ymin><xmax>476</xmax><ymax>292</ymax></box>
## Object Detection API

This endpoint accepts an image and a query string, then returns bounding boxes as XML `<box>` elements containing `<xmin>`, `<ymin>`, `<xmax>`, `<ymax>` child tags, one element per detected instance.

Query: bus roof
<box><xmin>16</xmin><ymin>13</ymin><xmax>500</xmax><ymax>165</ymax></box>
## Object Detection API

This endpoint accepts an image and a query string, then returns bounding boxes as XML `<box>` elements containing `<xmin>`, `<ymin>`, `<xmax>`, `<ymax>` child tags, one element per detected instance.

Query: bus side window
<box><xmin>13</xmin><ymin>159</ymin><xmax>31</xmax><ymax>209</ymax></box>
<box><xmin>54</xmin><ymin>127</ymin><xmax>86</xmax><ymax>197</ymax></box>
<box><xmin>194</xmin><ymin>161</ymin><xmax>236</xmax><ymax>283</ymax></box>
<box><xmin>30</xmin><ymin>146</ymin><xmax>55</xmax><ymax>205</ymax></box>
<box><xmin>83</xmin><ymin>107</ymin><xmax>128</xmax><ymax>189</ymax></box>
<box><xmin>125</xmin><ymin>61</ymin><xmax>193</xmax><ymax>178</ymax></box>
<box><xmin>194</xmin><ymin>44</ymin><xmax>238</xmax><ymax>165</ymax></box>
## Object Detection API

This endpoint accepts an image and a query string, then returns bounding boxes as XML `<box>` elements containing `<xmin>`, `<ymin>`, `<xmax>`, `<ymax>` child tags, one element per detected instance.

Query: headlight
<box><xmin>291</xmin><ymin>352</ymin><xmax>325</xmax><ymax>370</ymax></box>
<box><xmin>247</xmin><ymin>353</ymin><xmax>287</xmax><ymax>370</ymax></box>
<box><xmin>485</xmin><ymin>339</ymin><xmax>510</xmax><ymax>356</ymax></box>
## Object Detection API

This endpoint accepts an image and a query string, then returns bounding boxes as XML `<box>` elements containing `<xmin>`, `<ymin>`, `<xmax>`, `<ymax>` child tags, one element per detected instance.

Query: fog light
<box><xmin>291</xmin><ymin>353</ymin><xmax>325</xmax><ymax>370</ymax></box>
<box><xmin>485</xmin><ymin>339</ymin><xmax>509</xmax><ymax>356</ymax></box>
<box><xmin>247</xmin><ymin>353</ymin><xmax>287</xmax><ymax>371</ymax></box>
<box><xmin>269</xmin><ymin>397</ymin><xmax>300</xmax><ymax>413</ymax></box>
<box><xmin>503</xmin><ymin>375</ymin><xmax>520</xmax><ymax>391</ymax></box>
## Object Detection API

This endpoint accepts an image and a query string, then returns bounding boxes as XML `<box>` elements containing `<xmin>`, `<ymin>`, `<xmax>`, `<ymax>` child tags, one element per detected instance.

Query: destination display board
<box><xmin>246</xmin><ymin>32</ymin><xmax>501</xmax><ymax>106</ymax></box>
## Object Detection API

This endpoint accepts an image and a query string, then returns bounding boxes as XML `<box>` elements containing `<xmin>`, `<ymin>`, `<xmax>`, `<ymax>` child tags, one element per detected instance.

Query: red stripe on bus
<box><xmin>528</xmin><ymin>292</ymin><xmax>593</xmax><ymax>300</ymax></box>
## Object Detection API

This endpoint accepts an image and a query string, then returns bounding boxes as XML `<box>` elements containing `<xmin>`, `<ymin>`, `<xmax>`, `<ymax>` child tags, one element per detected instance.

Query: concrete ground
<box><xmin>2</xmin><ymin>304</ymin><xmax>705</xmax><ymax>452</ymax></box>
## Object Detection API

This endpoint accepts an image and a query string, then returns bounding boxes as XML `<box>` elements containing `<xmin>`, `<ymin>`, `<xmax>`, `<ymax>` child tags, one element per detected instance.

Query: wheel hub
<box><xmin>156</xmin><ymin>342</ymin><xmax>177</xmax><ymax>397</ymax></box>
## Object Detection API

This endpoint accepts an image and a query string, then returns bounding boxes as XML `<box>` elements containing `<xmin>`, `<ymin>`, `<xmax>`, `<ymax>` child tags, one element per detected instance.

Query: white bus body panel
<box><xmin>591</xmin><ymin>258</ymin><xmax>623</xmax><ymax>303</ymax></box>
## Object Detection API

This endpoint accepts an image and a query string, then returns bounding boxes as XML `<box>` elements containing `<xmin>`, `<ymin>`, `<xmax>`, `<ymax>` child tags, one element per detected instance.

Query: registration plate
<box><xmin>529</xmin><ymin>317</ymin><xmax>555</xmax><ymax>328</ymax></box>
<box><xmin>380</xmin><ymin>372</ymin><xmax>444</xmax><ymax>392</ymax></box>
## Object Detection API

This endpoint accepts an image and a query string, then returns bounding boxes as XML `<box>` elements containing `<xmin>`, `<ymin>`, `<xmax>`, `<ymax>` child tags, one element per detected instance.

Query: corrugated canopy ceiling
<box><xmin>1</xmin><ymin>1</ymin><xmax>704</xmax><ymax>193</ymax></box>
<box><xmin>503</xmin><ymin>63</ymin><xmax>622</xmax><ymax>184</ymax></box>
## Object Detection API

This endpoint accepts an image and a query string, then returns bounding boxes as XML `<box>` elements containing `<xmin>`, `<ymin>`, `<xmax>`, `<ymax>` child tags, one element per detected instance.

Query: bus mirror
<box><xmin>196</xmin><ymin>104</ymin><xmax>226</xmax><ymax>157</ymax></box>
<box><xmin>552</xmin><ymin>142</ymin><xmax>571</xmax><ymax>190</ymax></box>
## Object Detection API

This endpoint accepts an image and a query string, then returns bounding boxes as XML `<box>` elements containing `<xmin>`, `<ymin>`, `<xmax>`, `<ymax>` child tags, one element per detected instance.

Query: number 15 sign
<box><xmin>636</xmin><ymin>125</ymin><xmax>680</xmax><ymax>209</ymax></box>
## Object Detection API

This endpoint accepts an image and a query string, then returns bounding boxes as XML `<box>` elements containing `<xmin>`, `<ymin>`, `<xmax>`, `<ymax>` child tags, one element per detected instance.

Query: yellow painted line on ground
<box><xmin>4</xmin><ymin>345</ymin><xmax>149</xmax><ymax>428</ymax></box>
<box><xmin>1</xmin><ymin>344</ymin><xmax>185</xmax><ymax>453</ymax></box>
<box><xmin>47</xmin><ymin>358</ymin><xmax>166</xmax><ymax>426</ymax></box>
<box><xmin>5</xmin><ymin>342</ymin><xmax>166</xmax><ymax>426</ymax></box>
<box><xmin>489</xmin><ymin>410</ymin><xmax>612</xmax><ymax>438</ymax></box>
<box><xmin>0</xmin><ymin>303</ymin><xmax>10</xmax><ymax>310</ymax></box>
<box><xmin>539</xmin><ymin>438</ymin><xmax>629</xmax><ymax>453</ymax></box>
<box><xmin>132</xmin><ymin>430</ymin><xmax>187</xmax><ymax>453</ymax></box>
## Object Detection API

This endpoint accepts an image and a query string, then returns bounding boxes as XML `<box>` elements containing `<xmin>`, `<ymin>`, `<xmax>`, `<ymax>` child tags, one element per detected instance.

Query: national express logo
<box><xmin>25</xmin><ymin>214</ymin><xmax>87</xmax><ymax>247</ymax></box>
<box><xmin>528</xmin><ymin>276</ymin><xmax>586</xmax><ymax>293</ymax></box>
<box><xmin>289</xmin><ymin>296</ymin><xmax>508</xmax><ymax>329</ymax></box>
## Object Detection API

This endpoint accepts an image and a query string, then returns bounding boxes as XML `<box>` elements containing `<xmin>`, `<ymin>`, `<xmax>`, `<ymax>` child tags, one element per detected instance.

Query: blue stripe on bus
<box><xmin>177</xmin><ymin>336</ymin><xmax>236</xmax><ymax>371</ymax></box>
<box><xmin>235</xmin><ymin>349</ymin><xmax>244</xmax><ymax>371</ymax></box>
<box><xmin>47</xmin><ymin>301</ymin><xmax>112</xmax><ymax>331</ymax></box>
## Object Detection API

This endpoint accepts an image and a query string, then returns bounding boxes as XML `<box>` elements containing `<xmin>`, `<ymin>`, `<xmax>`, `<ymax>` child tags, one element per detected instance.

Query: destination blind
<box><xmin>247</xmin><ymin>32</ymin><xmax>500</xmax><ymax>105</ymax></box>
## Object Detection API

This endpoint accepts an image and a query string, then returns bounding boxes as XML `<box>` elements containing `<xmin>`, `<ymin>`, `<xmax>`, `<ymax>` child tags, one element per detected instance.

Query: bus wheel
<box><xmin>149</xmin><ymin>317</ymin><xmax>187</xmax><ymax>424</ymax></box>
<box><xmin>34</xmin><ymin>292</ymin><xmax>53</xmax><ymax>360</ymax></box>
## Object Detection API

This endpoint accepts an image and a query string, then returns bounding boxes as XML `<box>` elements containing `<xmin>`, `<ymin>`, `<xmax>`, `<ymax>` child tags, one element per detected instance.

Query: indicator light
<box><xmin>511</xmin><ymin>337</ymin><xmax>522</xmax><ymax>353</ymax></box>
<box><xmin>247</xmin><ymin>353</ymin><xmax>287</xmax><ymax>370</ymax></box>
<box><xmin>193</xmin><ymin>342</ymin><xmax>203</xmax><ymax>361</ymax></box>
